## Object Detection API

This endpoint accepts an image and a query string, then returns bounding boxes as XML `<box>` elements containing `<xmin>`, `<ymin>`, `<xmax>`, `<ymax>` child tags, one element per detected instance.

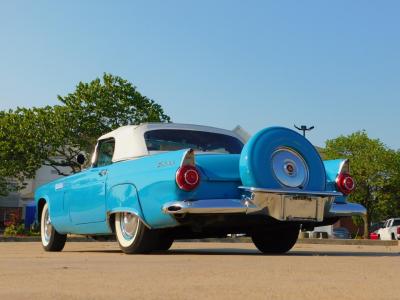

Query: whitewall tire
<box><xmin>40</xmin><ymin>203</ymin><xmax>67</xmax><ymax>251</ymax></box>
<box><xmin>115</xmin><ymin>212</ymin><xmax>155</xmax><ymax>254</ymax></box>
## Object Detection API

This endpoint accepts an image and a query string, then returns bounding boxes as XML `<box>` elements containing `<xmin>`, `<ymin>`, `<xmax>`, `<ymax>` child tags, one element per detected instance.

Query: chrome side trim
<box><xmin>239</xmin><ymin>186</ymin><xmax>342</xmax><ymax>197</ymax></box>
<box><xmin>180</xmin><ymin>148</ymin><xmax>195</xmax><ymax>166</ymax></box>
<box><xmin>338</xmin><ymin>159</ymin><xmax>350</xmax><ymax>174</ymax></box>
<box><xmin>327</xmin><ymin>202</ymin><xmax>366</xmax><ymax>217</ymax></box>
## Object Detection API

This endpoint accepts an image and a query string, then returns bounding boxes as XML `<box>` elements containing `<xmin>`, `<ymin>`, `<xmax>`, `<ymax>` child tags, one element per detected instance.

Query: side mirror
<box><xmin>76</xmin><ymin>153</ymin><xmax>86</xmax><ymax>165</ymax></box>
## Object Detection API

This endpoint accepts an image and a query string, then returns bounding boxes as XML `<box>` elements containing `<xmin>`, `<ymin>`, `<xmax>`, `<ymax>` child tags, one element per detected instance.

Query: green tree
<box><xmin>324</xmin><ymin>131</ymin><xmax>400</xmax><ymax>233</ymax></box>
<box><xmin>0</xmin><ymin>73</ymin><xmax>171</xmax><ymax>195</ymax></box>
<box><xmin>57</xmin><ymin>73</ymin><xmax>170</xmax><ymax>153</ymax></box>
<box><xmin>0</xmin><ymin>106</ymin><xmax>81</xmax><ymax>195</ymax></box>
<box><xmin>0</xmin><ymin>107</ymin><xmax>49</xmax><ymax>195</ymax></box>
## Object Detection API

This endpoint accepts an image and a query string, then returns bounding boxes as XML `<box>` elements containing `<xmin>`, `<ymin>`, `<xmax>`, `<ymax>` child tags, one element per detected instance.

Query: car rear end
<box><xmin>163</xmin><ymin>127</ymin><xmax>364</xmax><ymax>224</ymax></box>
<box><xmin>141</xmin><ymin>124</ymin><xmax>366</xmax><ymax>253</ymax></box>
<box><xmin>393</xmin><ymin>219</ymin><xmax>400</xmax><ymax>240</ymax></box>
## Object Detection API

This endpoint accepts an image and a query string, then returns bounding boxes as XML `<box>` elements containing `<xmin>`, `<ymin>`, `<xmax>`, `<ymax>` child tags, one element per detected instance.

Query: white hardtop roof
<box><xmin>97</xmin><ymin>123</ymin><xmax>245</xmax><ymax>163</ymax></box>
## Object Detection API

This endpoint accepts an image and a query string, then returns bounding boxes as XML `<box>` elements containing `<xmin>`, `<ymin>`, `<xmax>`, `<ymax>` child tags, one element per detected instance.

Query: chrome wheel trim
<box><xmin>41</xmin><ymin>205</ymin><xmax>52</xmax><ymax>246</ymax></box>
<box><xmin>119</xmin><ymin>212</ymin><xmax>139</xmax><ymax>242</ymax></box>
<box><xmin>271</xmin><ymin>147</ymin><xmax>309</xmax><ymax>188</ymax></box>
<box><xmin>44</xmin><ymin>209</ymin><xmax>52</xmax><ymax>242</ymax></box>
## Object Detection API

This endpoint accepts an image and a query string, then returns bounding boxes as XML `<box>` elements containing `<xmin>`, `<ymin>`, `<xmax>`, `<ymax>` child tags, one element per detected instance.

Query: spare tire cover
<box><xmin>239</xmin><ymin>127</ymin><xmax>326</xmax><ymax>191</ymax></box>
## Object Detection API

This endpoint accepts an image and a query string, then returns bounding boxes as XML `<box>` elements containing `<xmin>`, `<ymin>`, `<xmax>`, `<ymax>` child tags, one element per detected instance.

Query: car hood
<box><xmin>195</xmin><ymin>153</ymin><xmax>241</xmax><ymax>181</ymax></box>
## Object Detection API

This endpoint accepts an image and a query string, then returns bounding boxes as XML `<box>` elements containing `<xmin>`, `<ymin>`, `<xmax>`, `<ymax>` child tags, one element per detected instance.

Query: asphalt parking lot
<box><xmin>0</xmin><ymin>242</ymin><xmax>399</xmax><ymax>300</ymax></box>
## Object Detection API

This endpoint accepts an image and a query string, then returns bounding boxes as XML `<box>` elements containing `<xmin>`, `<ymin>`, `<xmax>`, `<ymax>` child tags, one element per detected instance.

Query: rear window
<box><xmin>393</xmin><ymin>220</ymin><xmax>400</xmax><ymax>226</ymax></box>
<box><xmin>144</xmin><ymin>129</ymin><xmax>243</xmax><ymax>154</ymax></box>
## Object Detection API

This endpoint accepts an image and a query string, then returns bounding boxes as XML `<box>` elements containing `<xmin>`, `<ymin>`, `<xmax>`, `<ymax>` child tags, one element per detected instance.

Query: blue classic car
<box><xmin>35</xmin><ymin>123</ymin><xmax>366</xmax><ymax>254</ymax></box>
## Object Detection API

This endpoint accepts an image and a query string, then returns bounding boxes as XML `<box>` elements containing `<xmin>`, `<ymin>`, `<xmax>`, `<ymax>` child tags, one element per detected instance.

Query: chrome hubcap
<box><xmin>43</xmin><ymin>209</ymin><xmax>52</xmax><ymax>243</ymax></box>
<box><xmin>120</xmin><ymin>213</ymin><xmax>139</xmax><ymax>240</ymax></box>
<box><xmin>272</xmin><ymin>148</ymin><xmax>309</xmax><ymax>188</ymax></box>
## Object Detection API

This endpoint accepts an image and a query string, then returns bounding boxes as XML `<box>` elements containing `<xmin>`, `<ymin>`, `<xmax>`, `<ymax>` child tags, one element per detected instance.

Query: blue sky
<box><xmin>0</xmin><ymin>1</ymin><xmax>399</xmax><ymax>149</ymax></box>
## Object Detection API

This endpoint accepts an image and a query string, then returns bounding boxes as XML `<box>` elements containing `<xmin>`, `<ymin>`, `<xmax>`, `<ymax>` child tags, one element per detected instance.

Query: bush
<box><xmin>26</xmin><ymin>229</ymin><xmax>40</xmax><ymax>236</ymax></box>
<box><xmin>2</xmin><ymin>211</ymin><xmax>40</xmax><ymax>237</ymax></box>
<box><xmin>4</xmin><ymin>223</ymin><xmax>25</xmax><ymax>236</ymax></box>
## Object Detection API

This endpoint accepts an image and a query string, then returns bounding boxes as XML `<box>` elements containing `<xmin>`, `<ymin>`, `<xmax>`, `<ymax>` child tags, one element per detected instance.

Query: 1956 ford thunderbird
<box><xmin>35</xmin><ymin>123</ymin><xmax>366</xmax><ymax>254</ymax></box>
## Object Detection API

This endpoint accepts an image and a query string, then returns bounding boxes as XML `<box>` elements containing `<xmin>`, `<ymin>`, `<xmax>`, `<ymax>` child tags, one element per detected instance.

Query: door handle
<box><xmin>98</xmin><ymin>170</ymin><xmax>108</xmax><ymax>176</ymax></box>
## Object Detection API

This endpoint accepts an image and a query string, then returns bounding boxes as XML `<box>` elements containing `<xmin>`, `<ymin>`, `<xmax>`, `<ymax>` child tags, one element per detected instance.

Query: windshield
<box><xmin>144</xmin><ymin>129</ymin><xmax>244</xmax><ymax>154</ymax></box>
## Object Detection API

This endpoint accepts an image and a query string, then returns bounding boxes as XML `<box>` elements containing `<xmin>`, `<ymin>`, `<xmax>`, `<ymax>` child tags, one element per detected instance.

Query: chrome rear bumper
<box><xmin>327</xmin><ymin>202</ymin><xmax>366</xmax><ymax>217</ymax></box>
<box><xmin>239</xmin><ymin>186</ymin><xmax>342</xmax><ymax>197</ymax></box>
<box><xmin>163</xmin><ymin>187</ymin><xmax>365</xmax><ymax>222</ymax></box>
<box><xmin>163</xmin><ymin>198</ymin><xmax>254</xmax><ymax>214</ymax></box>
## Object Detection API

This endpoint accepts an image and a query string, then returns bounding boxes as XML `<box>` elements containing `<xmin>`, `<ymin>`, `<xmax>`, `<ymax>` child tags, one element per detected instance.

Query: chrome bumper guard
<box><xmin>162</xmin><ymin>187</ymin><xmax>366</xmax><ymax>222</ymax></box>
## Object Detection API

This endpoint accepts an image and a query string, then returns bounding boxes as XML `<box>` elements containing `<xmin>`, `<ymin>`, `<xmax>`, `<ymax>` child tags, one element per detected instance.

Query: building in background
<box><xmin>0</xmin><ymin>158</ymin><xmax>70</xmax><ymax>228</ymax></box>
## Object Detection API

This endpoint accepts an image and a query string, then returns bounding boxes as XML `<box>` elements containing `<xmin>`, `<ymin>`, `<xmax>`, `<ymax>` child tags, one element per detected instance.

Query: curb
<box><xmin>180</xmin><ymin>238</ymin><xmax>399</xmax><ymax>247</ymax></box>
<box><xmin>0</xmin><ymin>236</ymin><xmax>41</xmax><ymax>242</ymax></box>
<box><xmin>0</xmin><ymin>236</ymin><xmax>94</xmax><ymax>242</ymax></box>
<box><xmin>297</xmin><ymin>238</ymin><xmax>398</xmax><ymax>247</ymax></box>
<box><xmin>1</xmin><ymin>236</ymin><xmax>398</xmax><ymax>246</ymax></box>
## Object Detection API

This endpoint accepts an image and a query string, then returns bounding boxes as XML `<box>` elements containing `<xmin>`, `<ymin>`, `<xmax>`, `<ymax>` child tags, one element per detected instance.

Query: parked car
<box><xmin>369</xmin><ymin>221</ymin><xmax>385</xmax><ymax>234</ymax></box>
<box><xmin>35</xmin><ymin>123</ymin><xmax>366</xmax><ymax>254</ymax></box>
<box><xmin>369</xmin><ymin>232</ymin><xmax>379</xmax><ymax>240</ymax></box>
<box><xmin>332</xmin><ymin>227</ymin><xmax>351</xmax><ymax>239</ymax></box>
<box><xmin>306</xmin><ymin>225</ymin><xmax>333</xmax><ymax>239</ymax></box>
<box><xmin>377</xmin><ymin>218</ymin><xmax>400</xmax><ymax>240</ymax></box>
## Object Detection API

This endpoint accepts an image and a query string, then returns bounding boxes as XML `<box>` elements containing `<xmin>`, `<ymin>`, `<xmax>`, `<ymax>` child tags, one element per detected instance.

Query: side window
<box><xmin>95</xmin><ymin>139</ymin><xmax>115</xmax><ymax>167</ymax></box>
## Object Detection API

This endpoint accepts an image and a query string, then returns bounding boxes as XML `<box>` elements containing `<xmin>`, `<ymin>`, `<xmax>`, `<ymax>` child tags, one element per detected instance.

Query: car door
<box><xmin>387</xmin><ymin>219</ymin><xmax>395</xmax><ymax>237</ymax></box>
<box><xmin>381</xmin><ymin>220</ymin><xmax>391</xmax><ymax>240</ymax></box>
<box><xmin>66</xmin><ymin>138</ymin><xmax>115</xmax><ymax>224</ymax></box>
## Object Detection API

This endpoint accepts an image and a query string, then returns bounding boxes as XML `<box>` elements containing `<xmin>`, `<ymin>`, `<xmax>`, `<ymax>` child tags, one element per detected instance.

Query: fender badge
<box><xmin>55</xmin><ymin>183</ymin><xmax>64</xmax><ymax>190</ymax></box>
<box><xmin>157</xmin><ymin>161</ymin><xmax>175</xmax><ymax>168</ymax></box>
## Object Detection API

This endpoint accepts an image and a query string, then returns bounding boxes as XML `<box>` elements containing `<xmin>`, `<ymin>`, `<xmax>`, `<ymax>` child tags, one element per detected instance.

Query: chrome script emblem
<box><xmin>157</xmin><ymin>161</ymin><xmax>175</xmax><ymax>168</ymax></box>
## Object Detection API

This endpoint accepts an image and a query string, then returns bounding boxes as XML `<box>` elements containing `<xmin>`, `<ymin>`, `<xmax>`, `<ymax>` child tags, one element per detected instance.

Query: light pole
<box><xmin>294</xmin><ymin>125</ymin><xmax>315</xmax><ymax>137</ymax></box>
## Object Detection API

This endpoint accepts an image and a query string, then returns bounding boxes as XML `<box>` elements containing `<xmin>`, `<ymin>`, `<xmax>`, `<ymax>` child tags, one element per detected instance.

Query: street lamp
<box><xmin>294</xmin><ymin>125</ymin><xmax>315</xmax><ymax>137</ymax></box>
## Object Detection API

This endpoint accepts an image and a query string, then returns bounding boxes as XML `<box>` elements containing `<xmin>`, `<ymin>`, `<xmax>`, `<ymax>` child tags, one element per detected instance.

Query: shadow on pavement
<box><xmin>64</xmin><ymin>247</ymin><xmax>399</xmax><ymax>257</ymax></box>
<box><xmin>166</xmin><ymin>249</ymin><xmax>400</xmax><ymax>257</ymax></box>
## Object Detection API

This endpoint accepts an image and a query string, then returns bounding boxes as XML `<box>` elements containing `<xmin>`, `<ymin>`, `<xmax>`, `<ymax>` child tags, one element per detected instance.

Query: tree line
<box><xmin>0</xmin><ymin>74</ymin><xmax>170</xmax><ymax>193</ymax></box>
<box><xmin>0</xmin><ymin>73</ymin><xmax>399</xmax><ymax>225</ymax></box>
<box><xmin>323</xmin><ymin>132</ymin><xmax>400</xmax><ymax>226</ymax></box>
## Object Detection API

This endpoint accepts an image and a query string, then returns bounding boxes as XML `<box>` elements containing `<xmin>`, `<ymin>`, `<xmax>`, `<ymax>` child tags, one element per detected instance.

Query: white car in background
<box><xmin>377</xmin><ymin>218</ymin><xmax>400</xmax><ymax>240</ymax></box>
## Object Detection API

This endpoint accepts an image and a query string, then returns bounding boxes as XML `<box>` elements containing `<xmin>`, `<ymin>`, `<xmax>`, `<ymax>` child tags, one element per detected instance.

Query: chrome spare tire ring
<box><xmin>271</xmin><ymin>147</ymin><xmax>309</xmax><ymax>188</ymax></box>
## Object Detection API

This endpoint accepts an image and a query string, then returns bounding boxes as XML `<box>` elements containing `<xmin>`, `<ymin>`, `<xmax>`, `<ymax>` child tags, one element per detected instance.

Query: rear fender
<box><xmin>35</xmin><ymin>195</ymin><xmax>50</xmax><ymax>224</ymax></box>
<box><xmin>106</xmin><ymin>183</ymin><xmax>150</xmax><ymax>228</ymax></box>
<box><xmin>323</xmin><ymin>159</ymin><xmax>349</xmax><ymax>203</ymax></box>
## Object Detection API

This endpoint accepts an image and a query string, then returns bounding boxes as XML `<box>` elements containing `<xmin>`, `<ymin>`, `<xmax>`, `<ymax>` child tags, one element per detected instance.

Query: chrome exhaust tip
<box><xmin>164</xmin><ymin>205</ymin><xmax>184</xmax><ymax>213</ymax></box>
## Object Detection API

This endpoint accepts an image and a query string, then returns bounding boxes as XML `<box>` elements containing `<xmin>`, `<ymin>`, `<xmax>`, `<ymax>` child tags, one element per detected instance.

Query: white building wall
<box><xmin>1</xmin><ymin>160</ymin><xmax>72</xmax><ymax>207</ymax></box>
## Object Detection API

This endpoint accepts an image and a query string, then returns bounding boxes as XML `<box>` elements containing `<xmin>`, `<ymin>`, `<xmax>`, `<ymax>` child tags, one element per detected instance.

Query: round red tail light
<box><xmin>176</xmin><ymin>165</ymin><xmax>200</xmax><ymax>191</ymax></box>
<box><xmin>336</xmin><ymin>173</ymin><xmax>355</xmax><ymax>195</ymax></box>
